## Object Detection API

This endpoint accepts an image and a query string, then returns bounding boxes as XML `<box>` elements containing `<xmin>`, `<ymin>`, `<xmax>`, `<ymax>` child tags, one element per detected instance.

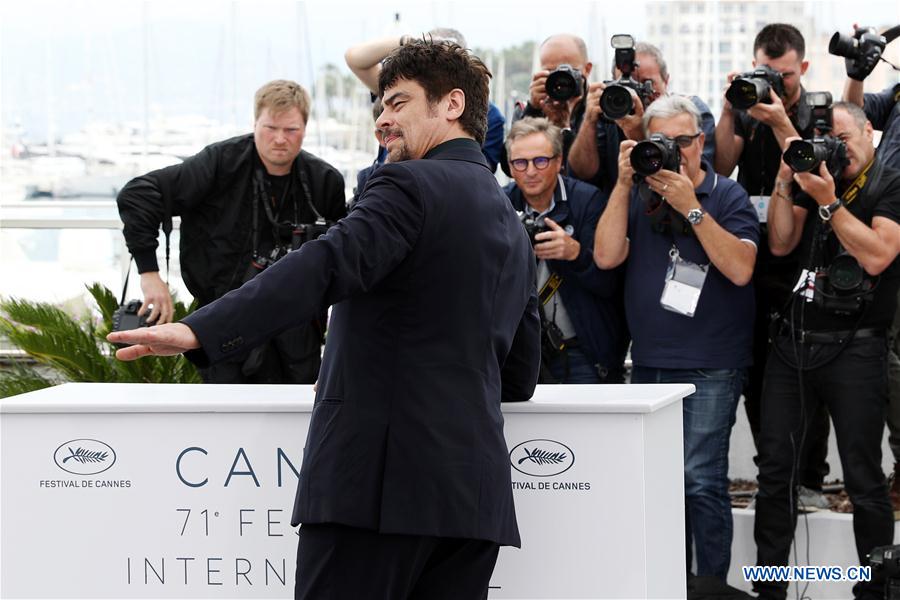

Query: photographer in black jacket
<box><xmin>117</xmin><ymin>80</ymin><xmax>347</xmax><ymax>384</ymax></box>
<box><xmin>756</xmin><ymin>101</ymin><xmax>900</xmax><ymax>600</ymax></box>
<box><xmin>504</xmin><ymin>117</ymin><xmax>627</xmax><ymax>383</ymax></box>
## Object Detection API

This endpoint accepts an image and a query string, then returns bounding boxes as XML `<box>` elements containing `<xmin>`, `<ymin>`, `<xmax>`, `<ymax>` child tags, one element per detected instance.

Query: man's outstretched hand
<box><xmin>107</xmin><ymin>323</ymin><xmax>200</xmax><ymax>361</ymax></box>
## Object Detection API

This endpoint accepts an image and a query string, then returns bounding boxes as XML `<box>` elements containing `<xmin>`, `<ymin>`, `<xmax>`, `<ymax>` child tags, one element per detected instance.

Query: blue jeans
<box><xmin>631</xmin><ymin>366</ymin><xmax>743</xmax><ymax>580</ymax></box>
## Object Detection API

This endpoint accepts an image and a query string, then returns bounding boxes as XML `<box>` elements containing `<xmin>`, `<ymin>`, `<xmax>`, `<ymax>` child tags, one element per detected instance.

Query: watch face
<box><xmin>688</xmin><ymin>208</ymin><xmax>704</xmax><ymax>225</ymax></box>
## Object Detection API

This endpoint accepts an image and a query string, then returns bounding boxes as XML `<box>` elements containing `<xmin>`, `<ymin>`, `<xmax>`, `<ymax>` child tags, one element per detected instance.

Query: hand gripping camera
<box><xmin>545</xmin><ymin>64</ymin><xmax>584</xmax><ymax>102</ymax></box>
<box><xmin>517</xmin><ymin>211</ymin><xmax>549</xmax><ymax>247</ymax></box>
<box><xmin>782</xmin><ymin>92</ymin><xmax>849</xmax><ymax>178</ymax></box>
<box><xmin>829</xmin><ymin>26</ymin><xmax>887</xmax><ymax>81</ymax></box>
<box><xmin>601</xmin><ymin>34</ymin><xmax>655</xmax><ymax>120</ymax></box>
<box><xmin>725</xmin><ymin>64</ymin><xmax>786</xmax><ymax>110</ymax></box>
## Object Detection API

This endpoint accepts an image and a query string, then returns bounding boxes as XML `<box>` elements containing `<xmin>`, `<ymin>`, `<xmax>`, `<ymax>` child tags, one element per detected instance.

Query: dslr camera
<box><xmin>829</xmin><ymin>26</ymin><xmax>886</xmax><ymax>81</ymax></box>
<box><xmin>110</xmin><ymin>299</ymin><xmax>150</xmax><ymax>347</ymax></box>
<box><xmin>545</xmin><ymin>64</ymin><xmax>584</xmax><ymax>102</ymax></box>
<box><xmin>517</xmin><ymin>211</ymin><xmax>549</xmax><ymax>247</ymax></box>
<box><xmin>630</xmin><ymin>134</ymin><xmax>681</xmax><ymax>177</ymax></box>
<box><xmin>814</xmin><ymin>248</ymin><xmax>875</xmax><ymax>316</ymax></box>
<box><xmin>601</xmin><ymin>34</ymin><xmax>655</xmax><ymax>120</ymax></box>
<box><xmin>869</xmin><ymin>544</ymin><xmax>900</xmax><ymax>600</ymax></box>
<box><xmin>782</xmin><ymin>92</ymin><xmax>849</xmax><ymax>178</ymax></box>
<box><xmin>243</xmin><ymin>218</ymin><xmax>333</xmax><ymax>283</ymax></box>
<box><xmin>725</xmin><ymin>65</ymin><xmax>786</xmax><ymax>110</ymax></box>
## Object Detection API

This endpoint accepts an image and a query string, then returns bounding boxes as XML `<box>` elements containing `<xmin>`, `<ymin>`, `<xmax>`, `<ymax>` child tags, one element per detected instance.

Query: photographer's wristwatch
<box><xmin>818</xmin><ymin>198</ymin><xmax>843</xmax><ymax>221</ymax></box>
<box><xmin>686</xmin><ymin>207</ymin><xmax>706</xmax><ymax>226</ymax></box>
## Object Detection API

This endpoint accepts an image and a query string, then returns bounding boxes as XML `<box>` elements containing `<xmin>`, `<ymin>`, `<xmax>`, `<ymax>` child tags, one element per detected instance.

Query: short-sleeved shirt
<box><xmin>791</xmin><ymin>160</ymin><xmax>900</xmax><ymax>331</ymax></box>
<box><xmin>864</xmin><ymin>84</ymin><xmax>900</xmax><ymax>169</ymax></box>
<box><xmin>624</xmin><ymin>162</ymin><xmax>759</xmax><ymax>369</ymax></box>
<box><xmin>589</xmin><ymin>95</ymin><xmax>716</xmax><ymax>195</ymax></box>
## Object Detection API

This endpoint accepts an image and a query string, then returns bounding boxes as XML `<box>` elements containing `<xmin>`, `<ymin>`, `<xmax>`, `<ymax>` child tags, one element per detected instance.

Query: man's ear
<box><xmin>446</xmin><ymin>88</ymin><xmax>466</xmax><ymax>121</ymax></box>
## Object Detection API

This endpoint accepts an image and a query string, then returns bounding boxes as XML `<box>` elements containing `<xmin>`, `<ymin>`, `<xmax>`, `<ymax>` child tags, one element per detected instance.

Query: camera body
<box><xmin>244</xmin><ymin>219</ymin><xmax>332</xmax><ymax>284</ymax></box>
<box><xmin>813</xmin><ymin>250</ymin><xmax>875</xmax><ymax>315</ymax></box>
<box><xmin>630</xmin><ymin>134</ymin><xmax>681</xmax><ymax>177</ymax></box>
<box><xmin>829</xmin><ymin>27</ymin><xmax>886</xmax><ymax>81</ymax></box>
<box><xmin>869</xmin><ymin>544</ymin><xmax>900</xmax><ymax>600</ymax></box>
<box><xmin>725</xmin><ymin>65</ymin><xmax>786</xmax><ymax>110</ymax></box>
<box><xmin>601</xmin><ymin>34</ymin><xmax>655</xmax><ymax>120</ymax></box>
<box><xmin>517</xmin><ymin>211</ymin><xmax>549</xmax><ymax>247</ymax></box>
<box><xmin>545</xmin><ymin>64</ymin><xmax>584</xmax><ymax>102</ymax></box>
<box><xmin>110</xmin><ymin>299</ymin><xmax>150</xmax><ymax>347</ymax></box>
<box><xmin>782</xmin><ymin>92</ymin><xmax>849</xmax><ymax>178</ymax></box>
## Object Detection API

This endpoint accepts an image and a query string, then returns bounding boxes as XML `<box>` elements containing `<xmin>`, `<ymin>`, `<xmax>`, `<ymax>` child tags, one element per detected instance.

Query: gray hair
<box><xmin>610</xmin><ymin>42</ymin><xmax>668</xmax><ymax>81</ymax></box>
<box><xmin>505</xmin><ymin>117</ymin><xmax>563</xmax><ymax>159</ymax></box>
<box><xmin>642</xmin><ymin>95</ymin><xmax>702</xmax><ymax>136</ymax></box>
<box><xmin>540</xmin><ymin>34</ymin><xmax>589</xmax><ymax>64</ymax></box>
<box><xmin>833</xmin><ymin>101</ymin><xmax>869</xmax><ymax>131</ymax></box>
<box><xmin>429</xmin><ymin>27</ymin><xmax>467</xmax><ymax>49</ymax></box>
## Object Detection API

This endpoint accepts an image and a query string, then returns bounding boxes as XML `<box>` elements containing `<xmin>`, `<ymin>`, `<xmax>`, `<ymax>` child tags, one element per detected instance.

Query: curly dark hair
<box><xmin>378</xmin><ymin>39</ymin><xmax>492</xmax><ymax>145</ymax></box>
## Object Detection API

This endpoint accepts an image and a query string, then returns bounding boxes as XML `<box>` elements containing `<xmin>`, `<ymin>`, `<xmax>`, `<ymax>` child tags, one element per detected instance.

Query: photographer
<box><xmin>504</xmin><ymin>117</ymin><xmax>627</xmax><ymax>383</ymax></box>
<box><xmin>594</xmin><ymin>96</ymin><xmax>758</xmax><ymax>583</ymax></box>
<box><xmin>755</xmin><ymin>101</ymin><xmax>900</xmax><ymax>600</ymax></box>
<box><xmin>842</xmin><ymin>25</ymin><xmax>900</xmax><ymax>506</ymax></box>
<box><xmin>714</xmin><ymin>25</ymin><xmax>830</xmax><ymax>503</ymax></box>
<box><xmin>568</xmin><ymin>40</ymin><xmax>715</xmax><ymax>194</ymax></box>
<box><xmin>117</xmin><ymin>80</ymin><xmax>347</xmax><ymax>384</ymax></box>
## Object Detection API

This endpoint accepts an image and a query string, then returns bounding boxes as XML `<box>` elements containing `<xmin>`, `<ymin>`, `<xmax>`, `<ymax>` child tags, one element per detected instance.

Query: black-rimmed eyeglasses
<box><xmin>509</xmin><ymin>155</ymin><xmax>558</xmax><ymax>172</ymax></box>
<box><xmin>672</xmin><ymin>132</ymin><xmax>702</xmax><ymax>148</ymax></box>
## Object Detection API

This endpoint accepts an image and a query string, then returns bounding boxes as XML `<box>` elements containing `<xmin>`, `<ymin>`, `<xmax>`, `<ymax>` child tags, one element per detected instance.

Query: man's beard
<box><xmin>388</xmin><ymin>139</ymin><xmax>412</xmax><ymax>163</ymax></box>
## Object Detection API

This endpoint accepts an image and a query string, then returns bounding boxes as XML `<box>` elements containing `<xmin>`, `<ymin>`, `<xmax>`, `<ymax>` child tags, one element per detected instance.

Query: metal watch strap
<box><xmin>687</xmin><ymin>208</ymin><xmax>705</xmax><ymax>225</ymax></box>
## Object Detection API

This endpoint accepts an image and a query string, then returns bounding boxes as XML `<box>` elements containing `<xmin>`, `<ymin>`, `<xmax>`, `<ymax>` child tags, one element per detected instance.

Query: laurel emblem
<box><xmin>62</xmin><ymin>446</ymin><xmax>109</xmax><ymax>464</ymax></box>
<box><xmin>517</xmin><ymin>447</ymin><xmax>567</xmax><ymax>466</ymax></box>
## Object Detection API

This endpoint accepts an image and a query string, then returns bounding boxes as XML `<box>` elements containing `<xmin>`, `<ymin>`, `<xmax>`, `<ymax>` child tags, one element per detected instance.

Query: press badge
<box><xmin>750</xmin><ymin>195</ymin><xmax>770</xmax><ymax>223</ymax></box>
<box><xmin>660</xmin><ymin>246</ymin><xmax>708</xmax><ymax>317</ymax></box>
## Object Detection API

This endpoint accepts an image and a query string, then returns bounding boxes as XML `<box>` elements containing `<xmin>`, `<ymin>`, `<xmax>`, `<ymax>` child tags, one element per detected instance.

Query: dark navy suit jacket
<box><xmin>183</xmin><ymin>138</ymin><xmax>540</xmax><ymax>547</ymax></box>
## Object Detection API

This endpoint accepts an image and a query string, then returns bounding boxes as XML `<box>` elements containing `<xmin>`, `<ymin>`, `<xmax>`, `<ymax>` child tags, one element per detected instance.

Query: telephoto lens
<box><xmin>600</xmin><ymin>85</ymin><xmax>635</xmax><ymax>120</ymax></box>
<box><xmin>783</xmin><ymin>139</ymin><xmax>825</xmax><ymax>173</ymax></box>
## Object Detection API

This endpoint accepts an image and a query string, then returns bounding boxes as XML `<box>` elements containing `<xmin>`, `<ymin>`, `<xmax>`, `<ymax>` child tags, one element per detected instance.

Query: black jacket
<box><xmin>183</xmin><ymin>139</ymin><xmax>540</xmax><ymax>546</ymax></box>
<box><xmin>117</xmin><ymin>134</ymin><xmax>347</xmax><ymax>307</ymax></box>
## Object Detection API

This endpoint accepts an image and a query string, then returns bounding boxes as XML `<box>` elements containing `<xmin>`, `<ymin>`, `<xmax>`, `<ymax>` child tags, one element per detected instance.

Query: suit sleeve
<box><xmin>863</xmin><ymin>86</ymin><xmax>898</xmax><ymax>131</ymax></box>
<box><xmin>500</xmin><ymin>289</ymin><xmax>540</xmax><ymax>403</ymax></box>
<box><xmin>116</xmin><ymin>144</ymin><xmax>221</xmax><ymax>273</ymax></box>
<box><xmin>182</xmin><ymin>163</ymin><xmax>424</xmax><ymax>367</ymax></box>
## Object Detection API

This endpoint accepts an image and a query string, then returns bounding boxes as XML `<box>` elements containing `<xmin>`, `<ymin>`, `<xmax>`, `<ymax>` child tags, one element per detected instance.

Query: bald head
<box><xmin>539</xmin><ymin>34</ymin><xmax>592</xmax><ymax>76</ymax></box>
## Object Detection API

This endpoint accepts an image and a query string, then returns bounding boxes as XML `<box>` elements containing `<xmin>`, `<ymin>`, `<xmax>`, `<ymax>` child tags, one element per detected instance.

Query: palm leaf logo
<box><xmin>517</xmin><ymin>447</ymin><xmax>567</xmax><ymax>466</ymax></box>
<box><xmin>62</xmin><ymin>446</ymin><xmax>108</xmax><ymax>464</ymax></box>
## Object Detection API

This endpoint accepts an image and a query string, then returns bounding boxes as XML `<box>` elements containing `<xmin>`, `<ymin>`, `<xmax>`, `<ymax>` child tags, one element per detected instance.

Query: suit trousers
<box><xmin>294</xmin><ymin>523</ymin><xmax>501</xmax><ymax>600</ymax></box>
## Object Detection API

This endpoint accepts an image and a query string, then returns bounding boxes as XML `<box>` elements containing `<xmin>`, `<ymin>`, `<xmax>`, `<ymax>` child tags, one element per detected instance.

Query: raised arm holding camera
<box><xmin>568</xmin><ymin>37</ymin><xmax>715</xmax><ymax>195</ymax></box>
<box><xmin>504</xmin><ymin>117</ymin><xmax>627</xmax><ymax>384</ymax></box>
<box><xmin>594</xmin><ymin>95</ymin><xmax>758</xmax><ymax>584</ymax></box>
<box><xmin>755</xmin><ymin>100</ymin><xmax>900</xmax><ymax>600</ymax></box>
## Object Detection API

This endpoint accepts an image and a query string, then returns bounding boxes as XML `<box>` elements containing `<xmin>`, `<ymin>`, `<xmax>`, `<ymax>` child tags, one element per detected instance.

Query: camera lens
<box><xmin>828</xmin><ymin>254</ymin><xmax>864</xmax><ymax>291</ymax></box>
<box><xmin>783</xmin><ymin>140</ymin><xmax>823</xmax><ymax>173</ymax></box>
<box><xmin>631</xmin><ymin>140</ymin><xmax>667</xmax><ymax>177</ymax></box>
<box><xmin>828</xmin><ymin>32</ymin><xmax>859</xmax><ymax>59</ymax></box>
<box><xmin>601</xmin><ymin>85</ymin><xmax>634</xmax><ymax>120</ymax></box>
<box><xmin>546</xmin><ymin>70</ymin><xmax>578</xmax><ymax>101</ymax></box>
<box><xmin>726</xmin><ymin>78</ymin><xmax>769</xmax><ymax>110</ymax></box>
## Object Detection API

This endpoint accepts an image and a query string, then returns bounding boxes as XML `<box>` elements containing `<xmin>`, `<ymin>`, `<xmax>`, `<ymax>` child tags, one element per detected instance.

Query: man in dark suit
<box><xmin>109</xmin><ymin>40</ymin><xmax>541</xmax><ymax>600</ymax></box>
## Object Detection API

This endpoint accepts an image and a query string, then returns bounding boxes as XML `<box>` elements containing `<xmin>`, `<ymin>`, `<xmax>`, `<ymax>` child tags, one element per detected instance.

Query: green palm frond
<box><xmin>0</xmin><ymin>364</ymin><xmax>57</xmax><ymax>398</ymax></box>
<box><xmin>0</xmin><ymin>283</ymin><xmax>201</xmax><ymax>396</ymax></box>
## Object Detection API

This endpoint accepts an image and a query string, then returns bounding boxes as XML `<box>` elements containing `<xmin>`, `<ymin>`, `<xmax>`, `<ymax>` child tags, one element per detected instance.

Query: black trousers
<box><xmin>754</xmin><ymin>334</ymin><xmax>894</xmax><ymax>600</ymax></box>
<box><xmin>295</xmin><ymin>523</ymin><xmax>501</xmax><ymax>600</ymax></box>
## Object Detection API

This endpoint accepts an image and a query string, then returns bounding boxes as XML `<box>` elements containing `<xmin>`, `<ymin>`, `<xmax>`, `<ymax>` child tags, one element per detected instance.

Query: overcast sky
<box><xmin>2</xmin><ymin>0</ymin><xmax>899</xmax><ymax>139</ymax></box>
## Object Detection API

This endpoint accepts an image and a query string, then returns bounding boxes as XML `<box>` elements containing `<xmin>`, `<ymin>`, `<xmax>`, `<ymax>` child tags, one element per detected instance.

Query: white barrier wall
<box><xmin>0</xmin><ymin>383</ymin><xmax>691</xmax><ymax>599</ymax></box>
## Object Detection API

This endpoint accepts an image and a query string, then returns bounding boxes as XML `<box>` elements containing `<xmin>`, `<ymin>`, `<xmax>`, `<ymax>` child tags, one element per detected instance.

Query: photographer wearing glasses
<box><xmin>755</xmin><ymin>101</ymin><xmax>900</xmax><ymax>600</ymax></box>
<box><xmin>595</xmin><ymin>95</ymin><xmax>758</xmax><ymax>584</ymax></box>
<box><xmin>568</xmin><ymin>39</ymin><xmax>715</xmax><ymax>195</ymax></box>
<box><xmin>117</xmin><ymin>80</ymin><xmax>347</xmax><ymax>384</ymax></box>
<box><xmin>504</xmin><ymin>117</ymin><xmax>627</xmax><ymax>384</ymax></box>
